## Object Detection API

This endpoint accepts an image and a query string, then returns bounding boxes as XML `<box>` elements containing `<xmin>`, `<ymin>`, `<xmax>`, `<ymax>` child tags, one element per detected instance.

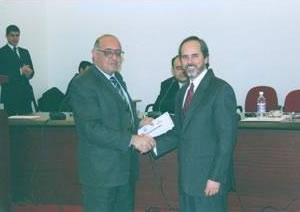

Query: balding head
<box><xmin>92</xmin><ymin>34</ymin><xmax>123</xmax><ymax>75</ymax></box>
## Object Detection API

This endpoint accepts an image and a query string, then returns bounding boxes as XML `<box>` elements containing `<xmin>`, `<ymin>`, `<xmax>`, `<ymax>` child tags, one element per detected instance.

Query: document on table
<box><xmin>138</xmin><ymin>112</ymin><xmax>174</xmax><ymax>137</ymax></box>
<box><xmin>241</xmin><ymin>115</ymin><xmax>289</xmax><ymax>122</ymax></box>
<box><xmin>8</xmin><ymin>115</ymin><xmax>40</xmax><ymax>119</ymax></box>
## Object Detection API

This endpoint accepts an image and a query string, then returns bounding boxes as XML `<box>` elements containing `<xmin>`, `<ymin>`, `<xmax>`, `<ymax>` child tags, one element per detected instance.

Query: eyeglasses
<box><xmin>95</xmin><ymin>48</ymin><xmax>124</xmax><ymax>58</ymax></box>
<box><xmin>174</xmin><ymin>66</ymin><xmax>183</xmax><ymax>71</ymax></box>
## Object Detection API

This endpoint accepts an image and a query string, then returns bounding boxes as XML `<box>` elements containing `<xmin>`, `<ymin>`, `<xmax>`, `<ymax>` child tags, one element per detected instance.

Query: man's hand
<box><xmin>204</xmin><ymin>179</ymin><xmax>220</xmax><ymax>196</ymax></box>
<box><xmin>139</xmin><ymin>116</ymin><xmax>154</xmax><ymax>128</ymax></box>
<box><xmin>21</xmin><ymin>65</ymin><xmax>33</xmax><ymax>78</ymax></box>
<box><xmin>131</xmin><ymin>135</ymin><xmax>156</xmax><ymax>154</ymax></box>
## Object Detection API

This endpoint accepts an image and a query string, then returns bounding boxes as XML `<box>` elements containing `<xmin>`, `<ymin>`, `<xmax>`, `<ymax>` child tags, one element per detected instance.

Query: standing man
<box><xmin>155</xmin><ymin>36</ymin><xmax>237</xmax><ymax>211</ymax></box>
<box><xmin>0</xmin><ymin>25</ymin><xmax>35</xmax><ymax>115</ymax></box>
<box><xmin>153</xmin><ymin>55</ymin><xmax>188</xmax><ymax>114</ymax></box>
<box><xmin>69</xmin><ymin>34</ymin><xmax>155</xmax><ymax>212</ymax></box>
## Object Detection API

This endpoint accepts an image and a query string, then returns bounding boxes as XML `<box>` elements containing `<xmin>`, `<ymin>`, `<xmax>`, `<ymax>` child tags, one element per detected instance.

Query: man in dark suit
<box><xmin>61</xmin><ymin>60</ymin><xmax>92</xmax><ymax>112</ymax></box>
<box><xmin>155</xmin><ymin>36</ymin><xmax>237</xmax><ymax>211</ymax></box>
<box><xmin>69</xmin><ymin>34</ymin><xmax>155</xmax><ymax>212</ymax></box>
<box><xmin>0</xmin><ymin>25</ymin><xmax>35</xmax><ymax>116</ymax></box>
<box><xmin>153</xmin><ymin>55</ymin><xmax>187</xmax><ymax>114</ymax></box>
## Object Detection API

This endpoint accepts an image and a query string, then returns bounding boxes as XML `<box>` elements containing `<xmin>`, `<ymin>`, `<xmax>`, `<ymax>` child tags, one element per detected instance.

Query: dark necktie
<box><xmin>183</xmin><ymin>82</ymin><xmax>194</xmax><ymax>115</ymax></box>
<box><xmin>13</xmin><ymin>47</ymin><xmax>19</xmax><ymax>57</ymax></box>
<box><xmin>110</xmin><ymin>76</ymin><xmax>127</xmax><ymax>103</ymax></box>
<box><xmin>110</xmin><ymin>76</ymin><xmax>135</xmax><ymax>130</ymax></box>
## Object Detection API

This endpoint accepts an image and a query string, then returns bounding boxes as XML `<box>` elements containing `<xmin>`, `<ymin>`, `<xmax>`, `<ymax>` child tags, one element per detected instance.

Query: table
<box><xmin>9</xmin><ymin>113</ymin><xmax>300</xmax><ymax>211</ymax></box>
<box><xmin>0</xmin><ymin>110</ymin><xmax>11</xmax><ymax>212</ymax></box>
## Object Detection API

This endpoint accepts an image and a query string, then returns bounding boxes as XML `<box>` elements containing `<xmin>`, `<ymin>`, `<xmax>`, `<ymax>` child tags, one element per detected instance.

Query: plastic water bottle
<box><xmin>257</xmin><ymin>91</ymin><xmax>266</xmax><ymax>117</ymax></box>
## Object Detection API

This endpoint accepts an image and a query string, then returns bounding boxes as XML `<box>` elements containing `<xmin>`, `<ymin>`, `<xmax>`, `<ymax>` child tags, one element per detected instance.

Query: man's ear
<box><xmin>205</xmin><ymin>57</ymin><xmax>209</xmax><ymax>65</ymax></box>
<box><xmin>171</xmin><ymin>68</ymin><xmax>175</xmax><ymax>76</ymax></box>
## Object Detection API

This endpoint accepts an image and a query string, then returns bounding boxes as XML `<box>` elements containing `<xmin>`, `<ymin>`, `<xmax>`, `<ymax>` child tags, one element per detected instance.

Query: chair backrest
<box><xmin>38</xmin><ymin>87</ymin><xmax>65</xmax><ymax>112</ymax></box>
<box><xmin>245</xmin><ymin>86</ymin><xmax>278</xmax><ymax>112</ymax></box>
<box><xmin>29</xmin><ymin>85</ymin><xmax>39</xmax><ymax>112</ymax></box>
<box><xmin>284</xmin><ymin>89</ymin><xmax>300</xmax><ymax>112</ymax></box>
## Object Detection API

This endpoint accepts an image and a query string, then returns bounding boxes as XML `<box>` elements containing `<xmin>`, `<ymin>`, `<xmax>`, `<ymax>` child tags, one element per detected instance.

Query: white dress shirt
<box><xmin>182</xmin><ymin>69</ymin><xmax>208</xmax><ymax>107</ymax></box>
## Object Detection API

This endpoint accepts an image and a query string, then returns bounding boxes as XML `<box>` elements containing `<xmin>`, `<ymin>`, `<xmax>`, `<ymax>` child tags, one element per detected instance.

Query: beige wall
<box><xmin>1</xmin><ymin>0</ymin><xmax>300</xmax><ymax>111</ymax></box>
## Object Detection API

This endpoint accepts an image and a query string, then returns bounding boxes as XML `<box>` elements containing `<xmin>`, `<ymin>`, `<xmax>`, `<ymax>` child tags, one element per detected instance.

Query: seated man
<box><xmin>65</xmin><ymin>60</ymin><xmax>92</xmax><ymax>96</ymax></box>
<box><xmin>61</xmin><ymin>60</ymin><xmax>92</xmax><ymax>111</ymax></box>
<box><xmin>153</xmin><ymin>55</ymin><xmax>188</xmax><ymax>114</ymax></box>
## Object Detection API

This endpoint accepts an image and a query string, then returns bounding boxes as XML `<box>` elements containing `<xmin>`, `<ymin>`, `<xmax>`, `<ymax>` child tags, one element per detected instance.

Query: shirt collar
<box><xmin>95</xmin><ymin>64</ymin><xmax>116</xmax><ymax>80</ymax></box>
<box><xmin>7</xmin><ymin>43</ymin><xmax>18</xmax><ymax>50</ymax></box>
<box><xmin>178</xmin><ymin>82</ymin><xmax>186</xmax><ymax>88</ymax></box>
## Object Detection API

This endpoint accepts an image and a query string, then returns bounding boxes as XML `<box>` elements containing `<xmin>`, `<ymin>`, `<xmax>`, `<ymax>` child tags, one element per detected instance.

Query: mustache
<box><xmin>184</xmin><ymin>64</ymin><xmax>197</xmax><ymax>70</ymax></box>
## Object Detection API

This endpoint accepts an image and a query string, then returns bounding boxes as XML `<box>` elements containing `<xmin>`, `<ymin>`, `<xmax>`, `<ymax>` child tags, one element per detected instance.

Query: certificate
<box><xmin>138</xmin><ymin>112</ymin><xmax>174</xmax><ymax>137</ymax></box>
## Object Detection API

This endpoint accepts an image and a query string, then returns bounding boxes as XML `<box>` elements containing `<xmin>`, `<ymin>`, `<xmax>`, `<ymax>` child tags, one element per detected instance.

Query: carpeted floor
<box><xmin>11</xmin><ymin>205</ymin><xmax>163</xmax><ymax>212</ymax></box>
<box><xmin>12</xmin><ymin>205</ymin><xmax>83</xmax><ymax>212</ymax></box>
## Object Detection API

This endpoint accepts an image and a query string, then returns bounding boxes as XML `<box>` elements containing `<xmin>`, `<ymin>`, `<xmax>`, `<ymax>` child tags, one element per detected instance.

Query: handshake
<box><xmin>131</xmin><ymin>134</ymin><xmax>156</xmax><ymax>154</ymax></box>
<box><xmin>131</xmin><ymin>116</ymin><xmax>156</xmax><ymax>154</ymax></box>
<box><xmin>130</xmin><ymin>112</ymin><xmax>174</xmax><ymax>154</ymax></box>
<box><xmin>21</xmin><ymin>64</ymin><xmax>33</xmax><ymax>78</ymax></box>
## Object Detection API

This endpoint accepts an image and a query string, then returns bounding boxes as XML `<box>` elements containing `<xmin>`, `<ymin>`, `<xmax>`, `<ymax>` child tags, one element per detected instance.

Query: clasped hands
<box><xmin>131</xmin><ymin>134</ymin><xmax>156</xmax><ymax>154</ymax></box>
<box><xmin>131</xmin><ymin>116</ymin><xmax>156</xmax><ymax>154</ymax></box>
<box><xmin>21</xmin><ymin>65</ymin><xmax>33</xmax><ymax>78</ymax></box>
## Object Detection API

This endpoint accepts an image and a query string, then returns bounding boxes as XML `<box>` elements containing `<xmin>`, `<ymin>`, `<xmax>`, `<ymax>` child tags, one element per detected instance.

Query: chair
<box><xmin>284</xmin><ymin>89</ymin><xmax>300</xmax><ymax>112</ymax></box>
<box><xmin>145</xmin><ymin>104</ymin><xmax>154</xmax><ymax>113</ymax></box>
<box><xmin>144</xmin><ymin>103</ymin><xmax>162</xmax><ymax>118</ymax></box>
<box><xmin>30</xmin><ymin>86</ymin><xmax>39</xmax><ymax>113</ymax></box>
<box><xmin>245</xmin><ymin>86</ymin><xmax>279</xmax><ymax>112</ymax></box>
<box><xmin>38</xmin><ymin>87</ymin><xmax>65</xmax><ymax>112</ymax></box>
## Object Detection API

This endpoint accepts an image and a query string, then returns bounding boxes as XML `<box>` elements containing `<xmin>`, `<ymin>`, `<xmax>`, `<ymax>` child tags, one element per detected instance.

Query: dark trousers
<box><xmin>82</xmin><ymin>183</ymin><xmax>136</xmax><ymax>212</ymax></box>
<box><xmin>4</xmin><ymin>99</ymin><xmax>32</xmax><ymax>116</ymax></box>
<box><xmin>179</xmin><ymin>192</ymin><xmax>227</xmax><ymax>212</ymax></box>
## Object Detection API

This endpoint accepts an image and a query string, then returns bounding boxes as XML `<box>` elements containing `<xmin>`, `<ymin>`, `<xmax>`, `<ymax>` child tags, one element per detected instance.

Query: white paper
<box><xmin>138</xmin><ymin>112</ymin><xmax>174</xmax><ymax>137</ymax></box>
<box><xmin>241</xmin><ymin>115</ymin><xmax>289</xmax><ymax>122</ymax></box>
<box><xmin>8</xmin><ymin>115</ymin><xmax>40</xmax><ymax>119</ymax></box>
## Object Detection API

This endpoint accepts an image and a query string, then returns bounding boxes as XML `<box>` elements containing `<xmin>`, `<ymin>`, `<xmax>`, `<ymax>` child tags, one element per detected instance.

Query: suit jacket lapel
<box><xmin>5</xmin><ymin>44</ymin><xmax>21</xmax><ymax>65</ymax></box>
<box><xmin>182</xmin><ymin>70</ymin><xmax>214</xmax><ymax>131</ymax></box>
<box><xmin>177</xmin><ymin>85</ymin><xmax>187</xmax><ymax>130</ymax></box>
<box><xmin>115</xmin><ymin>72</ymin><xmax>129</xmax><ymax>100</ymax></box>
<box><xmin>91</xmin><ymin>67</ymin><xmax>127</xmax><ymax>107</ymax></box>
<box><xmin>115</xmin><ymin>73</ymin><xmax>139</xmax><ymax>126</ymax></box>
<box><xmin>91</xmin><ymin>68</ymin><xmax>137</xmax><ymax>128</ymax></box>
<box><xmin>114</xmin><ymin>72</ymin><xmax>135</xmax><ymax>109</ymax></box>
<box><xmin>115</xmin><ymin>73</ymin><xmax>137</xmax><ymax>113</ymax></box>
<box><xmin>18</xmin><ymin>48</ymin><xmax>25</xmax><ymax>62</ymax></box>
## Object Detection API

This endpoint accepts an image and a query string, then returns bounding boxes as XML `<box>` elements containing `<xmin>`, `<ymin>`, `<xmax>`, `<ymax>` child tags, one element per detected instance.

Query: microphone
<box><xmin>58</xmin><ymin>78</ymin><xmax>75</xmax><ymax>113</ymax></box>
<box><xmin>58</xmin><ymin>93</ymin><xmax>70</xmax><ymax>112</ymax></box>
<box><xmin>158</xmin><ymin>78</ymin><xmax>176</xmax><ymax>113</ymax></box>
<box><xmin>50</xmin><ymin>91</ymin><xmax>70</xmax><ymax>121</ymax></box>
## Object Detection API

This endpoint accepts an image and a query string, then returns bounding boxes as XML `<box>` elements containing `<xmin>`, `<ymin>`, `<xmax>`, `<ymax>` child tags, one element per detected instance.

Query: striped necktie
<box><xmin>110</xmin><ymin>76</ymin><xmax>135</xmax><ymax>131</ymax></box>
<box><xmin>110</xmin><ymin>76</ymin><xmax>127</xmax><ymax>103</ymax></box>
<box><xmin>13</xmin><ymin>47</ymin><xmax>19</xmax><ymax>58</ymax></box>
